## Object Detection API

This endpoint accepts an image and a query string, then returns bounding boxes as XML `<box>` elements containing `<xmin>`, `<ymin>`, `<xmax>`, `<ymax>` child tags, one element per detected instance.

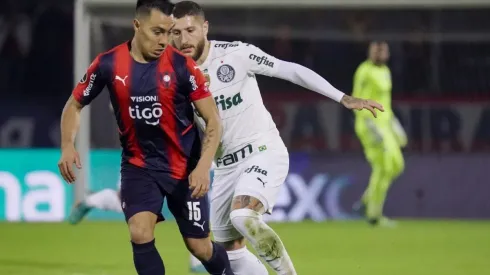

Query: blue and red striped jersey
<box><xmin>72</xmin><ymin>42</ymin><xmax>211</xmax><ymax>179</ymax></box>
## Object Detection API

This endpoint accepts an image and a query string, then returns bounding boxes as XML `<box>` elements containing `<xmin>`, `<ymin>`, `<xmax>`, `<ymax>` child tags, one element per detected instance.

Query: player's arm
<box><xmin>244</xmin><ymin>43</ymin><xmax>383</xmax><ymax>117</ymax></box>
<box><xmin>185</xmin><ymin>57</ymin><xmax>222</xmax><ymax>198</ymax></box>
<box><xmin>352</xmin><ymin>65</ymin><xmax>368</xmax><ymax>99</ymax></box>
<box><xmin>391</xmin><ymin>115</ymin><xmax>407</xmax><ymax>147</ymax></box>
<box><xmin>58</xmin><ymin>55</ymin><xmax>108</xmax><ymax>183</ymax></box>
<box><xmin>352</xmin><ymin>65</ymin><xmax>373</xmax><ymax>119</ymax></box>
<box><xmin>194</xmin><ymin>97</ymin><xmax>222</xmax><ymax>168</ymax></box>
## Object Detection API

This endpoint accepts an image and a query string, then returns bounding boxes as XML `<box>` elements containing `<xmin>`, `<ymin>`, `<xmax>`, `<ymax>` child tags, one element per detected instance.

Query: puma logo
<box><xmin>257</xmin><ymin>177</ymin><xmax>267</xmax><ymax>187</ymax></box>
<box><xmin>115</xmin><ymin>75</ymin><xmax>128</xmax><ymax>86</ymax></box>
<box><xmin>193</xmin><ymin>221</ymin><xmax>205</xmax><ymax>231</ymax></box>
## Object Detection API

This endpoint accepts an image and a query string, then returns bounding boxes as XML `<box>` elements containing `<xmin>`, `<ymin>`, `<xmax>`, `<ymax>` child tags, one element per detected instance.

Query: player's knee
<box><xmin>230</xmin><ymin>208</ymin><xmax>261</xmax><ymax>236</ymax></box>
<box><xmin>128</xmin><ymin>213</ymin><xmax>156</xmax><ymax>244</ymax></box>
<box><xmin>129</xmin><ymin>224</ymin><xmax>154</xmax><ymax>244</ymax></box>
<box><xmin>217</xmin><ymin>237</ymin><xmax>246</xmax><ymax>251</ymax></box>
<box><xmin>184</xmin><ymin>237</ymin><xmax>213</xmax><ymax>261</ymax></box>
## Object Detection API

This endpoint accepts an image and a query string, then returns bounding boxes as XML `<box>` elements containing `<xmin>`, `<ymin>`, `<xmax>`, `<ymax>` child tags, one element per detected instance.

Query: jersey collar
<box><xmin>199</xmin><ymin>40</ymin><xmax>215</xmax><ymax>70</ymax></box>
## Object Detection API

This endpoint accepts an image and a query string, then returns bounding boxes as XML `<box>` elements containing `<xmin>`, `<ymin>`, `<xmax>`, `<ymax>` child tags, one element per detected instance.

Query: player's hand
<box><xmin>58</xmin><ymin>144</ymin><xmax>82</xmax><ymax>184</ymax></box>
<box><xmin>341</xmin><ymin>95</ymin><xmax>384</xmax><ymax>118</ymax></box>
<box><xmin>189</xmin><ymin>164</ymin><xmax>210</xmax><ymax>199</ymax></box>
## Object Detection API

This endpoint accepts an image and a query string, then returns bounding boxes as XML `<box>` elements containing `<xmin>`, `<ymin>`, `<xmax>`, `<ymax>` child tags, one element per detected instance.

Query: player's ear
<box><xmin>133</xmin><ymin>19</ymin><xmax>140</xmax><ymax>32</ymax></box>
<box><xmin>203</xmin><ymin>21</ymin><xmax>209</xmax><ymax>37</ymax></box>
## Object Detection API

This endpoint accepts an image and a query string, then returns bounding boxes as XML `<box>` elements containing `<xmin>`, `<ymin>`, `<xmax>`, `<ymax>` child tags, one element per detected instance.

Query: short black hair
<box><xmin>172</xmin><ymin>1</ymin><xmax>205</xmax><ymax>20</ymax></box>
<box><xmin>136</xmin><ymin>0</ymin><xmax>174</xmax><ymax>17</ymax></box>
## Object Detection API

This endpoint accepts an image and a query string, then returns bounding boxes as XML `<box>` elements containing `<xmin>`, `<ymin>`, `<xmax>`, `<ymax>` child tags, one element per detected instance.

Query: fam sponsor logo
<box><xmin>216</xmin><ymin>144</ymin><xmax>253</xmax><ymax>167</ymax></box>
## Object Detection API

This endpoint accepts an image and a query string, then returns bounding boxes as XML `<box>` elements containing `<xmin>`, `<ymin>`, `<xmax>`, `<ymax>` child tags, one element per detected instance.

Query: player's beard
<box><xmin>190</xmin><ymin>38</ymin><xmax>205</xmax><ymax>61</ymax></box>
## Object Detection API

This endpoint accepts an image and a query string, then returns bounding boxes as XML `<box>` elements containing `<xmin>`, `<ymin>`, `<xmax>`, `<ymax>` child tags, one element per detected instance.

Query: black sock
<box><xmin>131</xmin><ymin>239</ymin><xmax>165</xmax><ymax>275</ymax></box>
<box><xmin>200</xmin><ymin>242</ymin><xmax>234</xmax><ymax>275</ymax></box>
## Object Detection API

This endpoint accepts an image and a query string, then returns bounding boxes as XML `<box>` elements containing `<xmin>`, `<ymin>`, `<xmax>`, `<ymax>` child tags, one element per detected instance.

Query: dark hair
<box><xmin>136</xmin><ymin>0</ymin><xmax>174</xmax><ymax>17</ymax></box>
<box><xmin>172</xmin><ymin>1</ymin><xmax>205</xmax><ymax>20</ymax></box>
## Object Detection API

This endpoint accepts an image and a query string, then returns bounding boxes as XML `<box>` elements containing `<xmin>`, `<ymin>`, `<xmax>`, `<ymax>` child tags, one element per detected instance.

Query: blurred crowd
<box><xmin>1</xmin><ymin>2</ymin><xmax>490</xmax><ymax>107</ymax></box>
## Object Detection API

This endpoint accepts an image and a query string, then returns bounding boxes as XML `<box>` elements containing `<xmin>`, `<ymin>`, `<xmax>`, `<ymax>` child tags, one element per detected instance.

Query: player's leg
<box><xmin>68</xmin><ymin>178</ymin><xmax>122</xmax><ymax>224</ymax></box>
<box><xmin>353</xmin><ymin>121</ymin><xmax>386</xmax><ymax>221</ymax></box>
<box><xmin>230</xmin><ymin>150</ymin><xmax>297</xmax><ymax>275</ymax></box>
<box><xmin>211</xmin><ymin>171</ymin><xmax>268</xmax><ymax>275</ymax></box>
<box><xmin>167</xmin><ymin>179</ymin><xmax>235</xmax><ymax>275</ymax></box>
<box><xmin>364</xmin><ymin>135</ymin><xmax>404</xmax><ymax>225</ymax></box>
<box><xmin>375</xmin><ymin>137</ymin><xmax>405</xmax><ymax>225</ymax></box>
<box><xmin>85</xmin><ymin>188</ymin><xmax>122</xmax><ymax>212</ymax></box>
<box><xmin>120</xmin><ymin>164</ymin><xmax>166</xmax><ymax>275</ymax></box>
<box><xmin>68</xmin><ymin>189</ymin><xmax>122</xmax><ymax>224</ymax></box>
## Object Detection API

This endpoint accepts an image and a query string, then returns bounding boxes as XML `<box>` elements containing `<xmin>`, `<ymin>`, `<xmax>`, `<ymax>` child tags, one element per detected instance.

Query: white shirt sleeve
<box><xmin>245</xmin><ymin>43</ymin><xmax>345</xmax><ymax>103</ymax></box>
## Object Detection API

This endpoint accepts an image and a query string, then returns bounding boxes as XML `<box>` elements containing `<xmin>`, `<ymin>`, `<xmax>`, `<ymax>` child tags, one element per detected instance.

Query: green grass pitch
<box><xmin>0</xmin><ymin>220</ymin><xmax>489</xmax><ymax>275</ymax></box>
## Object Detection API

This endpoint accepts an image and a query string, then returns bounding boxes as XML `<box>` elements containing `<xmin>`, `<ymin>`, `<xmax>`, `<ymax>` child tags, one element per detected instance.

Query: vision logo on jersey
<box><xmin>244</xmin><ymin>165</ymin><xmax>268</xmax><ymax>176</ymax></box>
<box><xmin>129</xmin><ymin>96</ymin><xmax>163</xmax><ymax>126</ymax></box>
<box><xmin>215</xmin><ymin>92</ymin><xmax>243</xmax><ymax>111</ymax></box>
<box><xmin>217</xmin><ymin>64</ymin><xmax>235</xmax><ymax>83</ymax></box>
<box><xmin>83</xmin><ymin>74</ymin><xmax>97</xmax><ymax>96</ymax></box>
<box><xmin>249</xmin><ymin>54</ymin><xmax>274</xmax><ymax>68</ymax></box>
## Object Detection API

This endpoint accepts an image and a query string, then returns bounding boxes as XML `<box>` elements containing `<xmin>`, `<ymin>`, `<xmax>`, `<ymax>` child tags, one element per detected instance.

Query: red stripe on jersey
<box><xmin>72</xmin><ymin>55</ymin><xmax>101</xmax><ymax>104</ymax></box>
<box><xmin>158</xmin><ymin>50</ymin><xmax>187</xmax><ymax>179</ymax></box>
<box><xmin>113</xmin><ymin>46</ymin><xmax>145</xmax><ymax>167</ymax></box>
<box><xmin>185</xmin><ymin>55</ymin><xmax>212</xmax><ymax>102</ymax></box>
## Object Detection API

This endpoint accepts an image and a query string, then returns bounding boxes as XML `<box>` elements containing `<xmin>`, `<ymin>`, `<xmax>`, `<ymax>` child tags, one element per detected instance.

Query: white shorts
<box><xmin>210</xmin><ymin>147</ymin><xmax>289</xmax><ymax>242</ymax></box>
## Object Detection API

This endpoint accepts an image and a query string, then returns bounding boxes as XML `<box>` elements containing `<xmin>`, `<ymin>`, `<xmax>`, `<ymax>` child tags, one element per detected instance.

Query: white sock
<box><xmin>230</xmin><ymin>209</ymin><xmax>297</xmax><ymax>275</ymax></box>
<box><xmin>84</xmin><ymin>189</ymin><xmax>122</xmax><ymax>212</ymax></box>
<box><xmin>227</xmin><ymin>247</ymin><xmax>268</xmax><ymax>275</ymax></box>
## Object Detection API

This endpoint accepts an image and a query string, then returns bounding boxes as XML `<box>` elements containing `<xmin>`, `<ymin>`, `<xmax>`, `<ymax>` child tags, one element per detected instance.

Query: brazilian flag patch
<box><xmin>258</xmin><ymin>145</ymin><xmax>267</xmax><ymax>152</ymax></box>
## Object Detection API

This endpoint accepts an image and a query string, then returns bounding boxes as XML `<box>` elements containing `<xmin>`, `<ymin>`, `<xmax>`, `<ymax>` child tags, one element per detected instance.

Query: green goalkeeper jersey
<box><xmin>353</xmin><ymin>60</ymin><xmax>393</xmax><ymax>124</ymax></box>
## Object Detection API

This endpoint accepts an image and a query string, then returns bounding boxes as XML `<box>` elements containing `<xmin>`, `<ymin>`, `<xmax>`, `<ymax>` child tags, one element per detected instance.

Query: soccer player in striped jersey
<box><xmin>58</xmin><ymin>1</ymin><xmax>234</xmax><ymax>274</ymax></box>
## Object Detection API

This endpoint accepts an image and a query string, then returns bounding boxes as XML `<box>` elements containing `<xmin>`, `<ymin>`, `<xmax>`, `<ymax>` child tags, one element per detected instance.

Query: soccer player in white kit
<box><xmin>171</xmin><ymin>2</ymin><xmax>384</xmax><ymax>274</ymax></box>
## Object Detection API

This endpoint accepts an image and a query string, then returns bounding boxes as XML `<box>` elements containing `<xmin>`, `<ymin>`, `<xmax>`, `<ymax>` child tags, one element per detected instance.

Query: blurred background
<box><xmin>1</xmin><ymin>0</ymin><xmax>490</xmax><ymax>274</ymax></box>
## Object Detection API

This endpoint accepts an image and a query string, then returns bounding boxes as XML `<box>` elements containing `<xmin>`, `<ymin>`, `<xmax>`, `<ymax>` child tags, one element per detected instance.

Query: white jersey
<box><xmin>194</xmin><ymin>40</ymin><xmax>346</xmax><ymax>170</ymax></box>
<box><xmin>195</xmin><ymin>41</ymin><xmax>284</xmax><ymax>169</ymax></box>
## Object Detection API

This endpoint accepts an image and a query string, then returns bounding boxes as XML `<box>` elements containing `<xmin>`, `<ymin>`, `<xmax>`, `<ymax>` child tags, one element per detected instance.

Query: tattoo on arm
<box><xmin>232</xmin><ymin>195</ymin><xmax>265</xmax><ymax>214</ymax></box>
<box><xmin>201</xmin><ymin>127</ymin><xmax>215</xmax><ymax>154</ymax></box>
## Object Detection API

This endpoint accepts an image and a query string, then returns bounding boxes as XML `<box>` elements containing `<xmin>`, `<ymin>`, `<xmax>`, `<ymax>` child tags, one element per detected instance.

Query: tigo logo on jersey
<box><xmin>83</xmin><ymin>73</ymin><xmax>97</xmax><ymax>96</ymax></box>
<box><xmin>249</xmin><ymin>54</ymin><xmax>274</xmax><ymax>68</ymax></box>
<box><xmin>215</xmin><ymin>92</ymin><xmax>243</xmax><ymax>111</ymax></box>
<box><xmin>129</xmin><ymin>96</ymin><xmax>163</xmax><ymax>126</ymax></box>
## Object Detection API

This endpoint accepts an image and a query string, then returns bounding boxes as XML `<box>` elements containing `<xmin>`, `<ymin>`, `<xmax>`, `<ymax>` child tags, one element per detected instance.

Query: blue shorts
<box><xmin>120</xmin><ymin>163</ymin><xmax>210</xmax><ymax>239</ymax></box>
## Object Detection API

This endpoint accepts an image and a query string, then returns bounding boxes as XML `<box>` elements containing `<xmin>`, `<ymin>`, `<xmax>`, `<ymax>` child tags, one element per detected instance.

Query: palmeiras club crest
<box><xmin>216</xmin><ymin>64</ymin><xmax>235</xmax><ymax>83</ymax></box>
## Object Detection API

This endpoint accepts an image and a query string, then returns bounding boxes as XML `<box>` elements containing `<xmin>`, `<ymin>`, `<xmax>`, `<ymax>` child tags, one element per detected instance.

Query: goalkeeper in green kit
<box><xmin>352</xmin><ymin>41</ymin><xmax>407</xmax><ymax>227</ymax></box>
